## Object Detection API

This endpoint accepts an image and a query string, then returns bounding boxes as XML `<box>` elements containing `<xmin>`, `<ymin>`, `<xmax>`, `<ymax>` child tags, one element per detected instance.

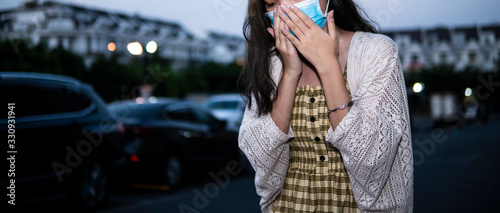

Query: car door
<box><xmin>165</xmin><ymin>107</ymin><xmax>208</xmax><ymax>162</ymax></box>
<box><xmin>0</xmin><ymin>82</ymin><xmax>87</xmax><ymax>201</ymax></box>
<box><xmin>190</xmin><ymin>107</ymin><xmax>237</xmax><ymax>163</ymax></box>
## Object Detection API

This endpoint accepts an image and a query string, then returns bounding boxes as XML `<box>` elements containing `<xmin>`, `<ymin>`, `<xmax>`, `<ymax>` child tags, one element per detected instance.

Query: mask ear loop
<box><xmin>323</xmin><ymin>0</ymin><xmax>330</xmax><ymax>16</ymax></box>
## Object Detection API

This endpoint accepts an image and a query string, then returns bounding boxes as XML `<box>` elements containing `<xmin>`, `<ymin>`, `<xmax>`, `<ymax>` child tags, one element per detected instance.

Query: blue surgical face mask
<box><xmin>266</xmin><ymin>0</ymin><xmax>330</xmax><ymax>29</ymax></box>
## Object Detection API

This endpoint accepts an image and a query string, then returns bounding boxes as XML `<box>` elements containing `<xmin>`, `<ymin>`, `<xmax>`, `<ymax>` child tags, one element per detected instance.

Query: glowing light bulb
<box><xmin>465</xmin><ymin>87</ymin><xmax>472</xmax><ymax>97</ymax></box>
<box><xmin>127</xmin><ymin>42</ymin><xmax>143</xmax><ymax>55</ymax></box>
<box><xmin>108</xmin><ymin>42</ymin><xmax>116</xmax><ymax>52</ymax></box>
<box><xmin>146</xmin><ymin>41</ymin><xmax>157</xmax><ymax>54</ymax></box>
<box><xmin>413</xmin><ymin>82</ymin><xmax>423</xmax><ymax>93</ymax></box>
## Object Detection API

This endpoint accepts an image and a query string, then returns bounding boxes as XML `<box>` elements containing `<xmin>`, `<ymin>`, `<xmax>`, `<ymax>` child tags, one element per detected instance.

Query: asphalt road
<box><xmin>6</xmin><ymin>118</ymin><xmax>500</xmax><ymax>213</ymax></box>
<box><xmin>412</xmin><ymin>119</ymin><xmax>500</xmax><ymax>212</ymax></box>
<box><xmin>97</xmin><ymin>170</ymin><xmax>262</xmax><ymax>213</ymax></box>
<box><xmin>99</xmin><ymin>118</ymin><xmax>500</xmax><ymax>213</ymax></box>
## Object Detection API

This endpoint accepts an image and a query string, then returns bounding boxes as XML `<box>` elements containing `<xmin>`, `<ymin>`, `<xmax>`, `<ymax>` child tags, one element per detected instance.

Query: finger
<box><xmin>281</xmin><ymin>23</ymin><xmax>301</xmax><ymax>49</ymax></box>
<box><xmin>278</xmin><ymin>5</ymin><xmax>306</xmax><ymax>37</ymax></box>
<box><xmin>327</xmin><ymin>11</ymin><xmax>335</xmax><ymax>37</ymax></box>
<box><xmin>288</xmin><ymin>4</ymin><xmax>317</xmax><ymax>29</ymax></box>
<box><xmin>277</xmin><ymin>13</ymin><xmax>286</xmax><ymax>47</ymax></box>
<box><xmin>274</xmin><ymin>8</ymin><xmax>283</xmax><ymax>46</ymax></box>
<box><xmin>267</xmin><ymin>27</ymin><xmax>275</xmax><ymax>39</ymax></box>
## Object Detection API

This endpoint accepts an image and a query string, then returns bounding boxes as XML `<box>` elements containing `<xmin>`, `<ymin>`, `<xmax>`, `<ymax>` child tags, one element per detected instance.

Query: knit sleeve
<box><xmin>238</xmin><ymin>56</ymin><xmax>294</xmax><ymax>213</ymax></box>
<box><xmin>325</xmin><ymin>35</ymin><xmax>413</xmax><ymax>212</ymax></box>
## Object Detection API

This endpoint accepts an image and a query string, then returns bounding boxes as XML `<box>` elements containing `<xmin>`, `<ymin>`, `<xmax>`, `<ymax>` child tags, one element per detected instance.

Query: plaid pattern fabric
<box><xmin>272</xmin><ymin>70</ymin><xmax>359</xmax><ymax>212</ymax></box>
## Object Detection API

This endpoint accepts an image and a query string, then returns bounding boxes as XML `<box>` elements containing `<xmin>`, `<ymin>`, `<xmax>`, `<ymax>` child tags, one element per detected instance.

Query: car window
<box><xmin>67</xmin><ymin>88</ymin><xmax>92</xmax><ymax>112</ymax></box>
<box><xmin>0</xmin><ymin>84</ymin><xmax>72</xmax><ymax>118</ymax></box>
<box><xmin>192</xmin><ymin>108</ymin><xmax>216</xmax><ymax>124</ymax></box>
<box><xmin>168</xmin><ymin>108</ymin><xmax>195</xmax><ymax>122</ymax></box>
<box><xmin>110</xmin><ymin>104</ymin><xmax>164</xmax><ymax>120</ymax></box>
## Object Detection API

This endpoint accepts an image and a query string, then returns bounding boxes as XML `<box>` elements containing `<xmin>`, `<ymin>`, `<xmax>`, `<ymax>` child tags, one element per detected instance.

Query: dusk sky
<box><xmin>1</xmin><ymin>0</ymin><xmax>499</xmax><ymax>38</ymax></box>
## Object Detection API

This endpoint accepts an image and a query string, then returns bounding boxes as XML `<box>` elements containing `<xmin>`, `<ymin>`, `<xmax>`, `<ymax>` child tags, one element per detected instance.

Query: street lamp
<box><xmin>107</xmin><ymin>42</ymin><xmax>116</xmax><ymax>52</ymax></box>
<box><xmin>146</xmin><ymin>41</ymin><xmax>157</xmax><ymax>54</ymax></box>
<box><xmin>127</xmin><ymin>41</ymin><xmax>143</xmax><ymax>56</ymax></box>
<box><xmin>127</xmin><ymin>41</ymin><xmax>158</xmax><ymax>102</ymax></box>
<box><xmin>413</xmin><ymin>82</ymin><xmax>424</xmax><ymax>93</ymax></box>
<box><xmin>465</xmin><ymin>87</ymin><xmax>472</xmax><ymax>97</ymax></box>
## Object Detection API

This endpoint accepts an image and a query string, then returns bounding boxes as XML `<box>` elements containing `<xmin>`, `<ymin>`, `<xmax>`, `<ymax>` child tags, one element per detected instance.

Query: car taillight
<box><xmin>130</xmin><ymin>155</ymin><xmax>140</xmax><ymax>162</ymax></box>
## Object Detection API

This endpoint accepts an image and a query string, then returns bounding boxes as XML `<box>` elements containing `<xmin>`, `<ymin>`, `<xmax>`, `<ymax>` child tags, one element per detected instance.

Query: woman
<box><xmin>238</xmin><ymin>0</ymin><xmax>413</xmax><ymax>212</ymax></box>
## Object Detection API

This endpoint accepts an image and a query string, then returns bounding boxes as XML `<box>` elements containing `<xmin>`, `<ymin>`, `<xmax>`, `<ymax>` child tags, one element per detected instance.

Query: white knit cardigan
<box><xmin>238</xmin><ymin>32</ymin><xmax>414</xmax><ymax>213</ymax></box>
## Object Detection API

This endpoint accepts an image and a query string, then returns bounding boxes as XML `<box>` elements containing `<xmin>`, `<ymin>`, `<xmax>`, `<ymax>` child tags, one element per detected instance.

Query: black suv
<box><xmin>0</xmin><ymin>72</ymin><xmax>126</xmax><ymax>209</ymax></box>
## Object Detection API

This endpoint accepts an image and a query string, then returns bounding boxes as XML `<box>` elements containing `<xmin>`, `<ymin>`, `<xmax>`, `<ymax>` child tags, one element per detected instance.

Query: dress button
<box><xmin>320</xmin><ymin>156</ymin><xmax>326</xmax><ymax>161</ymax></box>
<box><xmin>310</xmin><ymin>97</ymin><xmax>315</xmax><ymax>103</ymax></box>
<box><xmin>315</xmin><ymin>137</ymin><xmax>320</xmax><ymax>142</ymax></box>
<box><xmin>310</xmin><ymin>116</ymin><xmax>316</xmax><ymax>122</ymax></box>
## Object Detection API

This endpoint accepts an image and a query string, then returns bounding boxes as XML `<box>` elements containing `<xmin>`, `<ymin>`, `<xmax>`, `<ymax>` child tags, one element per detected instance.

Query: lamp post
<box><xmin>127</xmin><ymin>41</ymin><xmax>157</xmax><ymax>102</ymax></box>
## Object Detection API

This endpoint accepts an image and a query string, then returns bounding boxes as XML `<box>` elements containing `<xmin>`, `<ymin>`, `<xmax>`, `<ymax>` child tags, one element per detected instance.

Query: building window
<box><xmin>411</xmin><ymin>55</ymin><xmax>419</xmax><ymax>63</ymax></box>
<box><xmin>68</xmin><ymin>37</ymin><xmax>74</xmax><ymax>51</ymax></box>
<box><xmin>87</xmin><ymin>36</ymin><xmax>92</xmax><ymax>54</ymax></box>
<box><xmin>40</xmin><ymin>36</ymin><xmax>48</xmax><ymax>45</ymax></box>
<box><xmin>57</xmin><ymin>36</ymin><xmax>63</xmax><ymax>49</ymax></box>
<box><xmin>485</xmin><ymin>38</ymin><xmax>492</xmax><ymax>46</ymax></box>
<box><xmin>468</xmin><ymin>52</ymin><xmax>477</xmax><ymax>64</ymax></box>
<box><xmin>440</xmin><ymin>53</ymin><xmax>447</xmax><ymax>64</ymax></box>
<box><xmin>407</xmin><ymin>54</ymin><xmax>422</xmax><ymax>71</ymax></box>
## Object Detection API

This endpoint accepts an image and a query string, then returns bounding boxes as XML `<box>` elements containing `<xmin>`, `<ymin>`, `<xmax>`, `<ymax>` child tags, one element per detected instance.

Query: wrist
<box><xmin>316</xmin><ymin>59</ymin><xmax>341</xmax><ymax>77</ymax></box>
<box><xmin>282</xmin><ymin>68</ymin><xmax>302</xmax><ymax>81</ymax></box>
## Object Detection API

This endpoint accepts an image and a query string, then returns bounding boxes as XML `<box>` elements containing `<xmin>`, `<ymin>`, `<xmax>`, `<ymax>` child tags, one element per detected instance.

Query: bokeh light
<box><xmin>146</xmin><ymin>41</ymin><xmax>157</xmax><ymax>54</ymax></box>
<box><xmin>236</xmin><ymin>57</ymin><xmax>244</xmax><ymax>66</ymax></box>
<box><xmin>413</xmin><ymin>82</ymin><xmax>424</xmax><ymax>93</ymax></box>
<box><xmin>135</xmin><ymin>97</ymin><xmax>145</xmax><ymax>104</ymax></box>
<box><xmin>127</xmin><ymin>42</ymin><xmax>143</xmax><ymax>55</ymax></box>
<box><xmin>465</xmin><ymin>87</ymin><xmax>472</xmax><ymax>97</ymax></box>
<box><xmin>107</xmin><ymin>42</ymin><xmax>116</xmax><ymax>52</ymax></box>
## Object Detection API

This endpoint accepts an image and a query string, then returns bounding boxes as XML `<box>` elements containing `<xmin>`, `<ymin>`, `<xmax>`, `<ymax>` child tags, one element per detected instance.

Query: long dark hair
<box><xmin>238</xmin><ymin>0</ymin><xmax>377</xmax><ymax>116</ymax></box>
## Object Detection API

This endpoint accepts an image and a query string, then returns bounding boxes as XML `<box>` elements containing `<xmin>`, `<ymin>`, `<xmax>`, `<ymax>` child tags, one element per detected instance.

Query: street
<box><xmin>412</xmin><ymin>118</ymin><xmax>500</xmax><ymax>212</ymax></box>
<box><xmin>97</xmin><ymin>170</ymin><xmax>261</xmax><ymax>213</ymax></box>
<box><xmin>6</xmin><ymin>118</ymin><xmax>500</xmax><ymax>213</ymax></box>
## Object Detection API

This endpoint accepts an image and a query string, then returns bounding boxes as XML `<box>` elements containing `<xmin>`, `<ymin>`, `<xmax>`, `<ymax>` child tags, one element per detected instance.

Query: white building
<box><xmin>0</xmin><ymin>0</ymin><xmax>245</xmax><ymax>70</ymax></box>
<box><xmin>206</xmin><ymin>31</ymin><xmax>246</xmax><ymax>64</ymax></box>
<box><xmin>383</xmin><ymin>24</ymin><xmax>500</xmax><ymax>72</ymax></box>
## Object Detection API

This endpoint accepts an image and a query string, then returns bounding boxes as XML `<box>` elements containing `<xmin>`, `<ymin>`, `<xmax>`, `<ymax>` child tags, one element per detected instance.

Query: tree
<box><xmin>87</xmin><ymin>55</ymin><xmax>142</xmax><ymax>102</ymax></box>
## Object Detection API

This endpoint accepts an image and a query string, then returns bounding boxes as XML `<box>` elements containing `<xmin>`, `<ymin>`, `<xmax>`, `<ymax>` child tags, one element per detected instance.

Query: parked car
<box><xmin>107</xmin><ymin>99</ymin><xmax>242</xmax><ymax>187</ymax></box>
<box><xmin>204</xmin><ymin>94</ymin><xmax>246</xmax><ymax>132</ymax></box>
<box><xmin>0</xmin><ymin>72</ymin><xmax>126</xmax><ymax>209</ymax></box>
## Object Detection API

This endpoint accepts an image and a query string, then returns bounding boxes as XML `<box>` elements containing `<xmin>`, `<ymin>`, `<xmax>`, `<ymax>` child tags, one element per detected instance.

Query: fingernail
<box><xmin>289</xmin><ymin>4</ymin><xmax>296</xmax><ymax>9</ymax></box>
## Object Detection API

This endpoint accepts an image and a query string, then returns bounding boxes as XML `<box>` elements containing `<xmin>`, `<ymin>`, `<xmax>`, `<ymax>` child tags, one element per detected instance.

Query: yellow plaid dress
<box><xmin>272</xmin><ymin>68</ymin><xmax>359</xmax><ymax>213</ymax></box>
